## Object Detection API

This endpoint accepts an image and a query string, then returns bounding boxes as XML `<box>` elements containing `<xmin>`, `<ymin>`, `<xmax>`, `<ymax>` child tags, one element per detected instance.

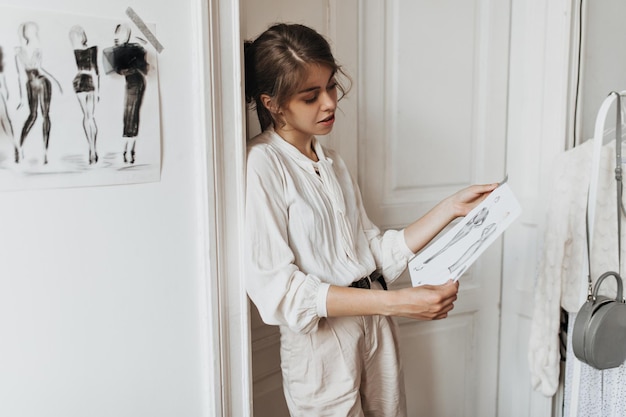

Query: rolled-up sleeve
<box><xmin>245</xmin><ymin>149</ymin><xmax>326</xmax><ymax>334</ymax></box>
<box><xmin>352</xmin><ymin>179</ymin><xmax>415</xmax><ymax>284</ymax></box>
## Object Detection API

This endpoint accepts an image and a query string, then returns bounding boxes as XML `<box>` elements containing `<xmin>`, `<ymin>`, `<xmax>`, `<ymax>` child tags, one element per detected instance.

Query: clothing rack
<box><xmin>569</xmin><ymin>90</ymin><xmax>626</xmax><ymax>417</ymax></box>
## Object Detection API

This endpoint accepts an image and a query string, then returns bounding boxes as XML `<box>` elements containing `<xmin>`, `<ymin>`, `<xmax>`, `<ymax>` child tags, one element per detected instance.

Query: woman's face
<box><xmin>274</xmin><ymin>64</ymin><xmax>338</xmax><ymax>144</ymax></box>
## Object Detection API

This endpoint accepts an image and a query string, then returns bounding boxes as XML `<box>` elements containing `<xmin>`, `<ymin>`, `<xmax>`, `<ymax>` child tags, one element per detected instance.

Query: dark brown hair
<box><xmin>244</xmin><ymin>23</ymin><xmax>350</xmax><ymax>131</ymax></box>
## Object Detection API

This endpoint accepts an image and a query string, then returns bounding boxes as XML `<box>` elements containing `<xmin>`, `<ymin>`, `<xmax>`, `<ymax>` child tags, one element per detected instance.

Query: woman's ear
<box><xmin>260</xmin><ymin>94</ymin><xmax>280</xmax><ymax>114</ymax></box>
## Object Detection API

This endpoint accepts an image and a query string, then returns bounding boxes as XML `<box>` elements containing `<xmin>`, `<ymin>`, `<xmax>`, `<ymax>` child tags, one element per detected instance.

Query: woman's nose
<box><xmin>320</xmin><ymin>91</ymin><xmax>337</xmax><ymax>110</ymax></box>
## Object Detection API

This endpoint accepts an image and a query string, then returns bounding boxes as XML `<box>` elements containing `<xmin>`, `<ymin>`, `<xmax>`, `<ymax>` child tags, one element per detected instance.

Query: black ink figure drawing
<box><xmin>15</xmin><ymin>21</ymin><xmax>62</xmax><ymax>164</ymax></box>
<box><xmin>423</xmin><ymin>207</ymin><xmax>489</xmax><ymax>266</ymax></box>
<box><xmin>103</xmin><ymin>23</ymin><xmax>149</xmax><ymax>164</ymax></box>
<box><xmin>0</xmin><ymin>46</ymin><xmax>16</xmax><ymax>159</ymax></box>
<box><xmin>447</xmin><ymin>222</ymin><xmax>497</xmax><ymax>278</ymax></box>
<box><xmin>69</xmin><ymin>25</ymin><xmax>100</xmax><ymax>165</ymax></box>
<box><xmin>413</xmin><ymin>206</ymin><xmax>490</xmax><ymax>273</ymax></box>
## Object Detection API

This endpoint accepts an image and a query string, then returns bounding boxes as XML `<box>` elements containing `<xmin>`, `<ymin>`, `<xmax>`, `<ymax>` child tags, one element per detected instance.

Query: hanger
<box><xmin>589</xmin><ymin>91</ymin><xmax>626</xmax><ymax>227</ymax></box>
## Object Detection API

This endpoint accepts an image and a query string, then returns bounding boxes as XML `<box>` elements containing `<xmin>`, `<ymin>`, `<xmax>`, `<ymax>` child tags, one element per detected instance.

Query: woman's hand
<box><xmin>403</xmin><ymin>182</ymin><xmax>498</xmax><ymax>254</ymax></box>
<box><xmin>384</xmin><ymin>280</ymin><xmax>459</xmax><ymax>320</ymax></box>
<box><xmin>446</xmin><ymin>183</ymin><xmax>499</xmax><ymax>218</ymax></box>
<box><xmin>326</xmin><ymin>280</ymin><xmax>460</xmax><ymax>320</ymax></box>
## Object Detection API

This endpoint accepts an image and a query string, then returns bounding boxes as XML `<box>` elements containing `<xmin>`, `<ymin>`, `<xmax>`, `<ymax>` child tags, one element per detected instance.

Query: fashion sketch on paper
<box><xmin>69</xmin><ymin>25</ymin><xmax>100</xmax><ymax>165</ymax></box>
<box><xmin>14</xmin><ymin>21</ymin><xmax>63</xmax><ymax>164</ymax></box>
<box><xmin>420</xmin><ymin>206</ymin><xmax>489</xmax><ymax>268</ymax></box>
<box><xmin>448</xmin><ymin>222</ymin><xmax>497</xmax><ymax>276</ymax></box>
<box><xmin>102</xmin><ymin>23</ymin><xmax>149</xmax><ymax>164</ymax></box>
<box><xmin>0</xmin><ymin>46</ymin><xmax>16</xmax><ymax>160</ymax></box>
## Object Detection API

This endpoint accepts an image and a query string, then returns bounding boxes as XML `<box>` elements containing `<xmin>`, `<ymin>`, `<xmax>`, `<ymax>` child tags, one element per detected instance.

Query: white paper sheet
<box><xmin>409</xmin><ymin>180</ymin><xmax>522</xmax><ymax>286</ymax></box>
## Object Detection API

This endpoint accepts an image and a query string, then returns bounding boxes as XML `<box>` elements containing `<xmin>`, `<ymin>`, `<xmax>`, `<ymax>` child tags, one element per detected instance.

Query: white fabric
<box><xmin>280</xmin><ymin>280</ymin><xmax>407</xmax><ymax>417</ymax></box>
<box><xmin>245</xmin><ymin>129</ymin><xmax>413</xmax><ymax>416</ymax></box>
<box><xmin>245</xmin><ymin>128</ymin><xmax>415</xmax><ymax>334</ymax></box>
<box><xmin>529</xmin><ymin>139</ymin><xmax>623</xmax><ymax>396</ymax></box>
<box><xmin>563</xmin><ymin>312</ymin><xmax>626</xmax><ymax>417</ymax></box>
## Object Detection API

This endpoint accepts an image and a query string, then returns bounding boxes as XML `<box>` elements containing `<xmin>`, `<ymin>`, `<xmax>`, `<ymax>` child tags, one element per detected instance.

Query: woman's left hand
<box><xmin>447</xmin><ymin>183</ymin><xmax>498</xmax><ymax>218</ymax></box>
<box><xmin>402</xmin><ymin>182</ymin><xmax>499</xmax><ymax>254</ymax></box>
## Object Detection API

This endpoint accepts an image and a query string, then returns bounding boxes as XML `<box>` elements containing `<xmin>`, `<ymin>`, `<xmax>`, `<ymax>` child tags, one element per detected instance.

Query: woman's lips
<box><xmin>319</xmin><ymin>114</ymin><xmax>335</xmax><ymax>126</ymax></box>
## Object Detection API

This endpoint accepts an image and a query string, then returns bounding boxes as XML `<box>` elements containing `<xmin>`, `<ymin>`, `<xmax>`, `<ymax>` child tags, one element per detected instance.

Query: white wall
<box><xmin>577</xmin><ymin>0</ymin><xmax>626</xmax><ymax>143</ymax></box>
<box><xmin>0</xmin><ymin>1</ymin><xmax>214</xmax><ymax>416</ymax></box>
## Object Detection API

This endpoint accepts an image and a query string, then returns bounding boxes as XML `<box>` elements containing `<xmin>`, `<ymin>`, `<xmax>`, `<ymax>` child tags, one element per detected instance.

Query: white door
<box><xmin>246</xmin><ymin>0</ymin><xmax>511</xmax><ymax>415</ymax></box>
<box><xmin>239</xmin><ymin>1</ymin><xmax>581</xmax><ymax>416</ymax></box>
<box><xmin>357</xmin><ymin>1</ymin><xmax>509</xmax><ymax>416</ymax></box>
<box><xmin>497</xmin><ymin>1</ymin><xmax>576</xmax><ymax>416</ymax></box>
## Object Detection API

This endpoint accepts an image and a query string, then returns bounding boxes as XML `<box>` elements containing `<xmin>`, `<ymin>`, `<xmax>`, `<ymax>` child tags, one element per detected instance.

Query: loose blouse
<box><xmin>245</xmin><ymin>129</ymin><xmax>415</xmax><ymax>334</ymax></box>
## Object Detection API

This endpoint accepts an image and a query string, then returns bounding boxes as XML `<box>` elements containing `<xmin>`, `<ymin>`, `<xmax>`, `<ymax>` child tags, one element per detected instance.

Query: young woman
<box><xmin>244</xmin><ymin>23</ymin><xmax>497</xmax><ymax>416</ymax></box>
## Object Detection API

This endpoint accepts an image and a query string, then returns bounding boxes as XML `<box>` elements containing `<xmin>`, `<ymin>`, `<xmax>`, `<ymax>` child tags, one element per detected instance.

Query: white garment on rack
<box><xmin>529</xmin><ymin>138</ymin><xmax>623</xmax><ymax>397</ymax></box>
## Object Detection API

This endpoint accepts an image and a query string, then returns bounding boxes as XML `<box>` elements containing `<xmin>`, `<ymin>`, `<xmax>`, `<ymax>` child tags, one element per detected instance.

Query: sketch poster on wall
<box><xmin>0</xmin><ymin>6</ymin><xmax>161</xmax><ymax>191</ymax></box>
<box><xmin>409</xmin><ymin>179</ymin><xmax>522</xmax><ymax>286</ymax></box>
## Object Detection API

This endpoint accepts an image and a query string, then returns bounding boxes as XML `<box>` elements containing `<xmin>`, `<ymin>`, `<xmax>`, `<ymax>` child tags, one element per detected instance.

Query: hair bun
<box><xmin>243</xmin><ymin>41</ymin><xmax>257</xmax><ymax>104</ymax></box>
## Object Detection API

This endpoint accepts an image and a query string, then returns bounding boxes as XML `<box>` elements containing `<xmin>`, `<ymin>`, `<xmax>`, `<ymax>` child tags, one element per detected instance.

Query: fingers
<box><xmin>475</xmin><ymin>182</ymin><xmax>499</xmax><ymax>192</ymax></box>
<box><xmin>463</xmin><ymin>183</ymin><xmax>498</xmax><ymax>198</ymax></box>
<box><xmin>432</xmin><ymin>294</ymin><xmax>458</xmax><ymax>320</ymax></box>
<box><xmin>405</xmin><ymin>282</ymin><xmax>456</xmax><ymax>320</ymax></box>
<box><xmin>433</xmin><ymin>284</ymin><xmax>458</xmax><ymax>312</ymax></box>
<box><xmin>424</xmin><ymin>280</ymin><xmax>459</xmax><ymax>301</ymax></box>
<box><xmin>452</xmin><ymin>183</ymin><xmax>498</xmax><ymax>217</ymax></box>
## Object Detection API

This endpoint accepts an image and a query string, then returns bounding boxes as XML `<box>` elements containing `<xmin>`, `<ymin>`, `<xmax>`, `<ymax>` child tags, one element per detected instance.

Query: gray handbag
<box><xmin>572</xmin><ymin>271</ymin><xmax>626</xmax><ymax>369</ymax></box>
<box><xmin>572</xmin><ymin>92</ymin><xmax>626</xmax><ymax>370</ymax></box>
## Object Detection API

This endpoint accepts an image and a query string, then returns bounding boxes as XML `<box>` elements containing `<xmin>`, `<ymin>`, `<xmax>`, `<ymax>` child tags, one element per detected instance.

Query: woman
<box><xmin>244</xmin><ymin>23</ymin><xmax>498</xmax><ymax>416</ymax></box>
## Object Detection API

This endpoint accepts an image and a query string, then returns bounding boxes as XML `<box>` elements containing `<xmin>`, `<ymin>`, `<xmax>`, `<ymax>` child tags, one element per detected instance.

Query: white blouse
<box><xmin>245</xmin><ymin>129</ymin><xmax>415</xmax><ymax>334</ymax></box>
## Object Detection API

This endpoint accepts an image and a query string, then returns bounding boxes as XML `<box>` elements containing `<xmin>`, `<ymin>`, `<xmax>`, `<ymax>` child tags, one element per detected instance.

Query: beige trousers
<box><xmin>279</xmin><ymin>305</ymin><xmax>407</xmax><ymax>417</ymax></box>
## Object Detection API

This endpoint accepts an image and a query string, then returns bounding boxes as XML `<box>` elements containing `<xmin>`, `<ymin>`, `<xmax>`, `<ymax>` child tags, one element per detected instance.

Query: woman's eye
<box><xmin>304</xmin><ymin>95</ymin><xmax>318</xmax><ymax>104</ymax></box>
<box><xmin>327</xmin><ymin>82</ymin><xmax>337</xmax><ymax>91</ymax></box>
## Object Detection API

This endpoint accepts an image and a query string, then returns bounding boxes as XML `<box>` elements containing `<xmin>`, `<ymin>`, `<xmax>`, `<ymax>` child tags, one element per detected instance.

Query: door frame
<box><xmin>498</xmin><ymin>0</ymin><xmax>578</xmax><ymax>416</ymax></box>
<box><xmin>196</xmin><ymin>0</ymin><xmax>252</xmax><ymax>416</ymax></box>
<box><xmin>200</xmin><ymin>0</ymin><xmax>580</xmax><ymax>415</ymax></box>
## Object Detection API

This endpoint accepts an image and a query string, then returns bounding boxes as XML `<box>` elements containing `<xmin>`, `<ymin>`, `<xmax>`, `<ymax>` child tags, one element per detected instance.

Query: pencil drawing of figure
<box><xmin>14</xmin><ymin>21</ymin><xmax>62</xmax><ymax>164</ymax></box>
<box><xmin>413</xmin><ymin>206</ymin><xmax>490</xmax><ymax>272</ymax></box>
<box><xmin>103</xmin><ymin>23</ymin><xmax>149</xmax><ymax>164</ymax></box>
<box><xmin>69</xmin><ymin>25</ymin><xmax>99</xmax><ymax>165</ymax></box>
<box><xmin>448</xmin><ymin>222</ymin><xmax>497</xmax><ymax>274</ymax></box>
<box><xmin>0</xmin><ymin>46</ymin><xmax>17</xmax><ymax>160</ymax></box>
<box><xmin>424</xmin><ymin>206</ymin><xmax>489</xmax><ymax>264</ymax></box>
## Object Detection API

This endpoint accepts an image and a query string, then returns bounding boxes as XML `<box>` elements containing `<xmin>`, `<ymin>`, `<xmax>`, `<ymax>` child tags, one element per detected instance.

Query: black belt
<box><xmin>350</xmin><ymin>273</ymin><xmax>388</xmax><ymax>290</ymax></box>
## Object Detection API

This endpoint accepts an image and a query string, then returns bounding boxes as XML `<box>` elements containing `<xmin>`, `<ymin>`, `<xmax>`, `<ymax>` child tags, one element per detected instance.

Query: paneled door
<box><xmin>358</xmin><ymin>1</ymin><xmax>510</xmax><ymax>416</ymax></box>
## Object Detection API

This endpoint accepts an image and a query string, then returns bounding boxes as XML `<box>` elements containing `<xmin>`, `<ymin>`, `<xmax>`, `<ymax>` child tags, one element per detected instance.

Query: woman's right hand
<box><xmin>326</xmin><ymin>279</ymin><xmax>460</xmax><ymax>320</ymax></box>
<box><xmin>385</xmin><ymin>280</ymin><xmax>459</xmax><ymax>320</ymax></box>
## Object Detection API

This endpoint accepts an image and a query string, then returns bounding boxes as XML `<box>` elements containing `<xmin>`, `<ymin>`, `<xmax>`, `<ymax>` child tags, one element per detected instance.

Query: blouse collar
<box><xmin>267</xmin><ymin>129</ymin><xmax>357</xmax><ymax>261</ymax></box>
<box><xmin>267</xmin><ymin>128</ymin><xmax>331</xmax><ymax>173</ymax></box>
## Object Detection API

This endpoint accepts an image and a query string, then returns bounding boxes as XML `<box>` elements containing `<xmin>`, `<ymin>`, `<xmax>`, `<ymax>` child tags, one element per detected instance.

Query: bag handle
<box><xmin>585</xmin><ymin>91</ymin><xmax>625</xmax><ymax>299</ymax></box>
<box><xmin>592</xmin><ymin>271</ymin><xmax>625</xmax><ymax>302</ymax></box>
<box><xmin>616</xmin><ymin>93</ymin><xmax>623</xmax><ymax>277</ymax></box>
<box><xmin>573</xmin><ymin>91</ymin><xmax>626</xmax><ymax>417</ymax></box>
